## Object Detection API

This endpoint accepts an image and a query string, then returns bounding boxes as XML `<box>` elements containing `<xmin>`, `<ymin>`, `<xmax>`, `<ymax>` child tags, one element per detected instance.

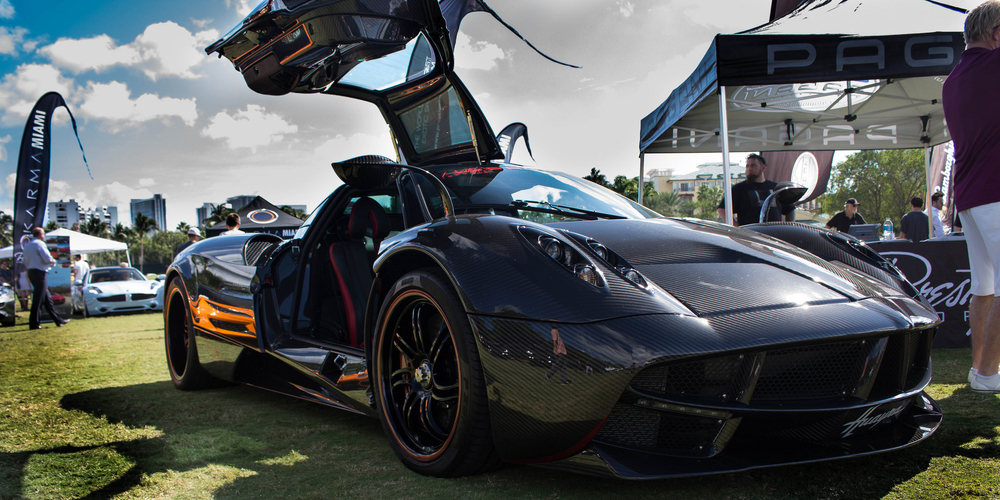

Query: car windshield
<box><xmin>88</xmin><ymin>269</ymin><xmax>145</xmax><ymax>283</ymax></box>
<box><xmin>431</xmin><ymin>165</ymin><xmax>660</xmax><ymax>221</ymax></box>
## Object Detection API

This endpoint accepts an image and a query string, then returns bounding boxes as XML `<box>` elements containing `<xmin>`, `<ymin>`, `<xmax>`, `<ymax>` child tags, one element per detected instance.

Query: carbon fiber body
<box><xmin>166</xmin><ymin>174</ymin><xmax>942</xmax><ymax>478</ymax></box>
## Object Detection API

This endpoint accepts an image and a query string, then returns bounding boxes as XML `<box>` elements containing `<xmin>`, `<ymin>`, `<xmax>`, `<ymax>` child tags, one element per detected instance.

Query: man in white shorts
<box><xmin>943</xmin><ymin>1</ymin><xmax>1000</xmax><ymax>392</ymax></box>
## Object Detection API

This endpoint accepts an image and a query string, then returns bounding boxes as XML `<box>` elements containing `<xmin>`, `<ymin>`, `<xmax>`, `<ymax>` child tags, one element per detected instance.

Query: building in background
<box><xmin>227</xmin><ymin>195</ymin><xmax>256</xmax><ymax>212</ymax></box>
<box><xmin>47</xmin><ymin>200</ymin><xmax>119</xmax><ymax>230</ymax></box>
<box><xmin>195</xmin><ymin>202</ymin><xmax>214</xmax><ymax>228</ymax></box>
<box><xmin>130</xmin><ymin>194</ymin><xmax>167</xmax><ymax>231</ymax></box>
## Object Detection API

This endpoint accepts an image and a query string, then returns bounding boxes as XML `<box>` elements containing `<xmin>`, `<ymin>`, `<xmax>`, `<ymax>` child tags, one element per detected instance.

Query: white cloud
<box><xmin>0</xmin><ymin>134</ymin><xmax>10</xmax><ymax>162</ymax></box>
<box><xmin>313</xmin><ymin>133</ymin><xmax>394</xmax><ymax>164</ymax></box>
<box><xmin>202</xmin><ymin>104</ymin><xmax>298</xmax><ymax>153</ymax></box>
<box><xmin>135</xmin><ymin>22</ymin><xmax>218</xmax><ymax>80</ymax></box>
<box><xmin>235</xmin><ymin>0</ymin><xmax>254</xmax><ymax>16</ymax></box>
<box><xmin>617</xmin><ymin>1</ymin><xmax>634</xmax><ymax>18</ymax></box>
<box><xmin>78</xmin><ymin>81</ymin><xmax>198</xmax><ymax>130</ymax></box>
<box><xmin>39</xmin><ymin>35</ymin><xmax>142</xmax><ymax>73</ymax></box>
<box><xmin>191</xmin><ymin>18</ymin><xmax>212</xmax><ymax>29</ymax></box>
<box><xmin>38</xmin><ymin>22</ymin><xmax>219</xmax><ymax>80</ymax></box>
<box><xmin>138</xmin><ymin>178</ymin><xmax>155</xmax><ymax>187</ymax></box>
<box><xmin>4</xmin><ymin>173</ymin><xmax>13</xmax><ymax>199</ymax></box>
<box><xmin>0</xmin><ymin>26</ymin><xmax>28</xmax><ymax>56</ymax></box>
<box><xmin>0</xmin><ymin>0</ymin><xmax>13</xmax><ymax>19</ymax></box>
<box><xmin>454</xmin><ymin>32</ymin><xmax>507</xmax><ymax>71</ymax></box>
<box><xmin>0</xmin><ymin>64</ymin><xmax>76</xmax><ymax>125</ymax></box>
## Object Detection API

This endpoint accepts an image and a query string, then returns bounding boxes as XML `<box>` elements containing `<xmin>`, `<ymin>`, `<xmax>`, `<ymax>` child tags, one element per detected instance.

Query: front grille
<box><xmin>595</xmin><ymin>403</ymin><xmax>724</xmax><ymax>457</ymax></box>
<box><xmin>752</xmin><ymin>340</ymin><xmax>874</xmax><ymax>400</ymax></box>
<box><xmin>631</xmin><ymin>355</ymin><xmax>747</xmax><ymax>403</ymax></box>
<box><xmin>131</xmin><ymin>293</ymin><xmax>157</xmax><ymax>300</ymax></box>
<box><xmin>97</xmin><ymin>295</ymin><xmax>126</xmax><ymax>302</ymax></box>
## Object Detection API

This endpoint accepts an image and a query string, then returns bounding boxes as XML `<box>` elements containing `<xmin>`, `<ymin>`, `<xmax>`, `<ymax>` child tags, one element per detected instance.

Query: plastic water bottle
<box><xmin>882</xmin><ymin>218</ymin><xmax>893</xmax><ymax>240</ymax></box>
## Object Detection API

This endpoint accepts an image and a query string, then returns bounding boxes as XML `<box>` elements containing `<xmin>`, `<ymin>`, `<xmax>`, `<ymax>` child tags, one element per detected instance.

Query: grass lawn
<box><xmin>2</xmin><ymin>312</ymin><xmax>1000</xmax><ymax>499</ymax></box>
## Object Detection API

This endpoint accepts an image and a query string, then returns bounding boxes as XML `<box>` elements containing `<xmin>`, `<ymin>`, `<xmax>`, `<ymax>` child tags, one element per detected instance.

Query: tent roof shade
<box><xmin>640</xmin><ymin>0</ymin><xmax>972</xmax><ymax>155</ymax></box>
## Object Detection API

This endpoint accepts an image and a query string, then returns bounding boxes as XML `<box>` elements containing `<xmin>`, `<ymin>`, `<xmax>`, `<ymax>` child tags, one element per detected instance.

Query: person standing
<box><xmin>174</xmin><ymin>228</ymin><xmax>202</xmax><ymax>258</ymax></box>
<box><xmin>221</xmin><ymin>213</ymin><xmax>245</xmax><ymax>235</ymax></box>
<box><xmin>899</xmin><ymin>197</ymin><xmax>930</xmax><ymax>242</ymax></box>
<box><xmin>942</xmin><ymin>1</ymin><xmax>1000</xmax><ymax>392</ymax></box>
<box><xmin>0</xmin><ymin>260</ymin><xmax>11</xmax><ymax>286</ymax></box>
<box><xmin>717</xmin><ymin>153</ymin><xmax>794</xmax><ymax>226</ymax></box>
<box><xmin>22</xmin><ymin>227</ymin><xmax>69</xmax><ymax>329</ymax></box>
<box><xmin>71</xmin><ymin>254</ymin><xmax>89</xmax><ymax>283</ymax></box>
<box><xmin>929</xmin><ymin>192</ymin><xmax>946</xmax><ymax>237</ymax></box>
<box><xmin>825</xmin><ymin>198</ymin><xmax>866</xmax><ymax>233</ymax></box>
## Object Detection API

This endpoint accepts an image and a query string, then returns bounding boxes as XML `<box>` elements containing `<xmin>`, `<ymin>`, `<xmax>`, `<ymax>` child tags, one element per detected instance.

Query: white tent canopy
<box><xmin>0</xmin><ymin>228</ymin><xmax>128</xmax><ymax>259</ymax></box>
<box><xmin>638</xmin><ymin>0</ymin><xmax>973</xmax><ymax>223</ymax></box>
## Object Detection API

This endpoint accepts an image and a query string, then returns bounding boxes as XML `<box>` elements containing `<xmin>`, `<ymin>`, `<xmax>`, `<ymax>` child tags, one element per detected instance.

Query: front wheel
<box><xmin>372</xmin><ymin>269</ymin><xmax>499</xmax><ymax>477</ymax></box>
<box><xmin>164</xmin><ymin>277</ymin><xmax>214</xmax><ymax>390</ymax></box>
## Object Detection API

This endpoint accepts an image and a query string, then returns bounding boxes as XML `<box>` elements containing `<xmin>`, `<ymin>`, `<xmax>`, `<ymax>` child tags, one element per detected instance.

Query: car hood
<box><xmin>87</xmin><ymin>281</ymin><xmax>161</xmax><ymax>295</ymax></box>
<box><xmin>551</xmin><ymin>218</ymin><xmax>932</xmax><ymax>323</ymax></box>
<box><xmin>206</xmin><ymin>0</ymin><xmax>502</xmax><ymax>166</ymax></box>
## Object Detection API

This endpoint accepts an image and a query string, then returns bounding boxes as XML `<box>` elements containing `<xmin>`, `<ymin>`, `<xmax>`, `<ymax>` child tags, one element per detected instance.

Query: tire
<box><xmin>372</xmin><ymin>269</ymin><xmax>499</xmax><ymax>477</ymax></box>
<box><xmin>164</xmin><ymin>277</ymin><xmax>214</xmax><ymax>390</ymax></box>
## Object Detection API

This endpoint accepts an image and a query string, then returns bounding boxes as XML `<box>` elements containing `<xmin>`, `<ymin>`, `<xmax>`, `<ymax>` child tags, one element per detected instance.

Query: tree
<box><xmin>203</xmin><ymin>203</ymin><xmax>234</xmax><ymax>227</ymax></box>
<box><xmin>583</xmin><ymin>168</ymin><xmax>610</xmax><ymax>188</ymax></box>
<box><xmin>694</xmin><ymin>184</ymin><xmax>724</xmax><ymax>221</ymax></box>
<box><xmin>176</xmin><ymin>221</ymin><xmax>192</xmax><ymax>233</ymax></box>
<box><xmin>610</xmin><ymin>175</ymin><xmax>655</xmax><ymax>202</ymax></box>
<box><xmin>44</xmin><ymin>221</ymin><xmax>60</xmax><ymax>232</ymax></box>
<box><xmin>819</xmin><ymin>149</ymin><xmax>925</xmax><ymax>228</ymax></box>
<box><xmin>0</xmin><ymin>211</ymin><xmax>12</xmax><ymax>247</ymax></box>
<box><xmin>279</xmin><ymin>206</ymin><xmax>308</xmax><ymax>220</ymax></box>
<box><xmin>81</xmin><ymin>217</ymin><xmax>108</xmax><ymax>237</ymax></box>
<box><xmin>132</xmin><ymin>213</ymin><xmax>158</xmax><ymax>272</ymax></box>
<box><xmin>646</xmin><ymin>191</ymin><xmax>684</xmax><ymax>217</ymax></box>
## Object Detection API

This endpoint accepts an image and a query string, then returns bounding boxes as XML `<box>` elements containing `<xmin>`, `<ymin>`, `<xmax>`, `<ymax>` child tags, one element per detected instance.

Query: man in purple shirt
<box><xmin>943</xmin><ymin>1</ymin><xmax>1000</xmax><ymax>393</ymax></box>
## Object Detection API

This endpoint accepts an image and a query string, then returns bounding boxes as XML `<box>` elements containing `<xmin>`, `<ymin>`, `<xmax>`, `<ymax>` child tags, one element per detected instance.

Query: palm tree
<box><xmin>583</xmin><ymin>168</ymin><xmax>610</xmax><ymax>188</ymax></box>
<box><xmin>279</xmin><ymin>205</ymin><xmax>308</xmax><ymax>220</ymax></box>
<box><xmin>132</xmin><ymin>213</ymin><xmax>158</xmax><ymax>272</ymax></box>
<box><xmin>81</xmin><ymin>217</ymin><xmax>109</xmax><ymax>237</ymax></box>
<box><xmin>112</xmin><ymin>223</ymin><xmax>133</xmax><ymax>242</ymax></box>
<box><xmin>44</xmin><ymin>221</ymin><xmax>60</xmax><ymax>232</ymax></box>
<box><xmin>0</xmin><ymin>211</ymin><xmax>12</xmax><ymax>247</ymax></box>
<box><xmin>203</xmin><ymin>203</ymin><xmax>234</xmax><ymax>228</ymax></box>
<box><xmin>176</xmin><ymin>221</ymin><xmax>192</xmax><ymax>233</ymax></box>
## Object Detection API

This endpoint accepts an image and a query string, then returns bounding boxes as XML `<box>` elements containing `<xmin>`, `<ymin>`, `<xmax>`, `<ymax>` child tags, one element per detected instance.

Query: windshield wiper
<box><xmin>510</xmin><ymin>200</ymin><xmax>625</xmax><ymax>220</ymax></box>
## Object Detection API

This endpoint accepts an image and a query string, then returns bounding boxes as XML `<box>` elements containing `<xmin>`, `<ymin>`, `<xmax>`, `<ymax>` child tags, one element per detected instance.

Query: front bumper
<box><xmin>472</xmin><ymin>307</ymin><xmax>941</xmax><ymax>478</ymax></box>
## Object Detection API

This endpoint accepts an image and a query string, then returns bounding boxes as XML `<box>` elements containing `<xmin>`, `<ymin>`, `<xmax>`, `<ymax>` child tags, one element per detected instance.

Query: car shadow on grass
<box><xmin>42</xmin><ymin>380</ymin><xmax>1000</xmax><ymax>500</ymax></box>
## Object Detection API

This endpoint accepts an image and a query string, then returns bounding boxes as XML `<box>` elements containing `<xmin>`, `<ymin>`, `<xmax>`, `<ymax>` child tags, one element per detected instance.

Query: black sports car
<box><xmin>166</xmin><ymin>0</ymin><xmax>942</xmax><ymax>479</ymax></box>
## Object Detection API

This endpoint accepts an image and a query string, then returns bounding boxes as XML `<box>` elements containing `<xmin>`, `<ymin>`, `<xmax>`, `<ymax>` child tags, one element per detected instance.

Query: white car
<box><xmin>71</xmin><ymin>267</ymin><xmax>164</xmax><ymax>317</ymax></box>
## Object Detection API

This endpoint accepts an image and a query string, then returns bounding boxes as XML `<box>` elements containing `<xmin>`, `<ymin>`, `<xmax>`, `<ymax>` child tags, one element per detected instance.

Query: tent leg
<box><xmin>925</xmin><ymin>145</ymin><xmax>933</xmax><ymax>237</ymax></box>
<box><xmin>719</xmin><ymin>86</ymin><xmax>733</xmax><ymax>225</ymax></box>
<box><xmin>127</xmin><ymin>249</ymin><xmax>132</xmax><ymax>267</ymax></box>
<box><xmin>638</xmin><ymin>153</ymin><xmax>645</xmax><ymax>206</ymax></box>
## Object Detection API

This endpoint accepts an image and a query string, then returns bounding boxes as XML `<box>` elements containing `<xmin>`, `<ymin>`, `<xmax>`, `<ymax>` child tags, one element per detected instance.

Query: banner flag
<box><xmin>12</xmin><ymin>92</ymin><xmax>90</xmax><ymax>273</ymax></box>
<box><xmin>760</xmin><ymin>151</ymin><xmax>834</xmax><ymax>203</ymax></box>
<box><xmin>928</xmin><ymin>141</ymin><xmax>956</xmax><ymax>228</ymax></box>
<box><xmin>496</xmin><ymin>122</ymin><xmax>532</xmax><ymax>164</ymax></box>
<box><xmin>439</xmin><ymin>0</ymin><xmax>579</xmax><ymax>68</ymax></box>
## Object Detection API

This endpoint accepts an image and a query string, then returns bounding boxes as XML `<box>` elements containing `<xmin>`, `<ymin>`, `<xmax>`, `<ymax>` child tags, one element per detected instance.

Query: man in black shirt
<box><xmin>826</xmin><ymin>198</ymin><xmax>866</xmax><ymax>233</ymax></box>
<box><xmin>899</xmin><ymin>196</ymin><xmax>930</xmax><ymax>242</ymax></box>
<box><xmin>717</xmin><ymin>153</ymin><xmax>794</xmax><ymax>226</ymax></box>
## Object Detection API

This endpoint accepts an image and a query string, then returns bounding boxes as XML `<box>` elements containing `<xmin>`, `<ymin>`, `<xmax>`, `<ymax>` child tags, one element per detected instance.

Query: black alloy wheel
<box><xmin>164</xmin><ymin>277</ymin><xmax>213</xmax><ymax>390</ymax></box>
<box><xmin>373</xmin><ymin>269</ymin><xmax>499</xmax><ymax>477</ymax></box>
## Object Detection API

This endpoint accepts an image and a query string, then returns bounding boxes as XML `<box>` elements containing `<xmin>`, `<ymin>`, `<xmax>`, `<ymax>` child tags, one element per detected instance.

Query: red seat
<box><xmin>328</xmin><ymin>197</ymin><xmax>389</xmax><ymax>347</ymax></box>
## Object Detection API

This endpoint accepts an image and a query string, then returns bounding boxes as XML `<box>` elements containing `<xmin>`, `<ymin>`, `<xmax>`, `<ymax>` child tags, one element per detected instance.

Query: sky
<box><xmin>0</xmin><ymin>0</ymin><xmax>790</xmax><ymax>230</ymax></box>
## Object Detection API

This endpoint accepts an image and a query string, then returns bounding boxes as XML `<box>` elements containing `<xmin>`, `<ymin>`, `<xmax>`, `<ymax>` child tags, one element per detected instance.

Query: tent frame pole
<box><xmin>638</xmin><ymin>153</ymin><xmax>645</xmax><ymax>205</ymax></box>
<box><xmin>719</xmin><ymin>86</ymin><xmax>733</xmax><ymax>225</ymax></box>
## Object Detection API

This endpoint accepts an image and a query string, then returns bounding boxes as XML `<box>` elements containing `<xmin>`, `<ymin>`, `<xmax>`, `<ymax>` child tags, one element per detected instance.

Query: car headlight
<box><xmin>563</xmin><ymin>231</ymin><xmax>649</xmax><ymax>288</ymax></box>
<box><xmin>519</xmin><ymin>226</ymin><xmax>605</xmax><ymax>287</ymax></box>
<box><xmin>85</xmin><ymin>286</ymin><xmax>103</xmax><ymax>294</ymax></box>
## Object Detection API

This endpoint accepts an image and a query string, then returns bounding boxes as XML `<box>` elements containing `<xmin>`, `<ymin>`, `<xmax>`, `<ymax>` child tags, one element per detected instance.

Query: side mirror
<box><xmin>73</xmin><ymin>280</ymin><xmax>83</xmax><ymax>286</ymax></box>
<box><xmin>758</xmin><ymin>182</ymin><xmax>808</xmax><ymax>223</ymax></box>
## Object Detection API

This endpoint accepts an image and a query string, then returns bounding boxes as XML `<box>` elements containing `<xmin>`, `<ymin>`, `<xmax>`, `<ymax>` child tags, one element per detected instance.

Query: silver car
<box><xmin>71</xmin><ymin>267</ymin><xmax>163</xmax><ymax>317</ymax></box>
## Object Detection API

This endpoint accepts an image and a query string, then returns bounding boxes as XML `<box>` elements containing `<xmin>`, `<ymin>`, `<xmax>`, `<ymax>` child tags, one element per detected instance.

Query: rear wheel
<box><xmin>372</xmin><ymin>269</ymin><xmax>499</xmax><ymax>477</ymax></box>
<box><xmin>164</xmin><ymin>277</ymin><xmax>214</xmax><ymax>390</ymax></box>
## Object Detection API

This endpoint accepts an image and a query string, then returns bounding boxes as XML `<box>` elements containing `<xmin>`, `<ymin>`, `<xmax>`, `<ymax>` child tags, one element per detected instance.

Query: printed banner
<box><xmin>12</xmin><ymin>92</ymin><xmax>89</xmax><ymax>275</ymax></box>
<box><xmin>760</xmin><ymin>150</ymin><xmax>833</xmax><ymax>203</ymax></box>
<box><xmin>872</xmin><ymin>238</ymin><xmax>971</xmax><ymax>348</ymax></box>
<box><xmin>927</xmin><ymin>141</ymin><xmax>956</xmax><ymax>229</ymax></box>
